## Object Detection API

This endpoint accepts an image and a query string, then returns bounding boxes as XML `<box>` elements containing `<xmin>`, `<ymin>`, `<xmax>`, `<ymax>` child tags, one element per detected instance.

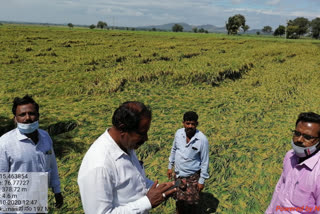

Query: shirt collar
<box><xmin>104</xmin><ymin>129</ymin><xmax>128</xmax><ymax>160</ymax></box>
<box><xmin>16</xmin><ymin>128</ymin><xmax>43</xmax><ymax>145</ymax></box>
<box><xmin>297</xmin><ymin>150</ymin><xmax>320</xmax><ymax>170</ymax></box>
<box><xmin>15</xmin><ymin>128</ymin><xmax>29</xmax><ymax>141</ymax></box>
<box><xmin>181</xmin><ymin>129</ymin><xmax>199</xmax><ymax>146</ymax></box>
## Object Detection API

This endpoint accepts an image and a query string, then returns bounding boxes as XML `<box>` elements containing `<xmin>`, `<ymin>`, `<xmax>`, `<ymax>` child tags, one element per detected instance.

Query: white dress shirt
<box><xmin>0</xmin><ymin>128</ymin><xmax>61</xmax><ymax>193</ymax></box>
<box><xmin>78</xmin><ymin>129</ymin><xmax>153</xmax><ymax>214</ymax></box>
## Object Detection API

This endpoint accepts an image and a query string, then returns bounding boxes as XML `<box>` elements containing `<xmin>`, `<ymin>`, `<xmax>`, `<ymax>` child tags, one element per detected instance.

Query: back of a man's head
<box><xmin>112</xmin><ymin>101</ymin><xmax>152</xmax><ymax>132</ymax></box>
<box><xmin>296</xmin><ymin>112</ymin><xmax>320</xmax><ymax>126</ymax></box>
<box><xmin>183</xmin><ymin>111</ymin><xmax>198</xmax><ymax>122</ymax></box>
<box><xmin>12</xmin><ymin>95</ymin><xmax>39</xmax><ymax>116</ymax></box>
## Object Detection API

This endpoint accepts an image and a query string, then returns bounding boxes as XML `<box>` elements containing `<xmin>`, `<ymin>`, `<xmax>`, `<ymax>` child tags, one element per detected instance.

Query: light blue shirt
<box><xmin>0</xmin><ymin>128</ymin><xmax>61</xmax><ymax>193</ymax></box>
<box><xmin>168</xmin><ymin>128</ymin><xmax>209</xmax><ymax>184</ymax></box>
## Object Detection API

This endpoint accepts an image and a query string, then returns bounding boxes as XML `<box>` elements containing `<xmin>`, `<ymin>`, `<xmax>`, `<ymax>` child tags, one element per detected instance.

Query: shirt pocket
<box><xmin>290</xmin><ymin>184</ymin><xmax>314</xmax><ymax>207</ymax></box>
<box><xmin>184</xmin><ymin>146</ymin><xmax>200</xmax><ymax>160</ymax></box>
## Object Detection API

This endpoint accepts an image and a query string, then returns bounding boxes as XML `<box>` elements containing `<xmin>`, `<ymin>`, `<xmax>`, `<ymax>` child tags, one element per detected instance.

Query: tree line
<box><xmin>226</xmin><ymin>14</ymin><xmax>320</xmax><ymax>39</ymax></box>
<box><xmin>164</xmin><ymin>15</ymin><xmax>320</xmax><ymax>39</ymax></box>
<box><xmin>64</xmin><ymin>16</ymin><xmax>320</xmax><ymax>39</ymax></box>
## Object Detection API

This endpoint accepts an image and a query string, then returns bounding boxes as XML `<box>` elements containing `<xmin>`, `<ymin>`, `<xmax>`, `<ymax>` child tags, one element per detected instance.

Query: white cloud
<box><xmin>266</xmin><ymin>0</ymin><xmax>280</xmax><ymax>5</ymax></box>
<box><xmin>226</xmin><ymin>7</ymin><xmax>319</xmax><ymax>19</ymax></box>
<box><xmin>232</xmin><ymin>0</ymin><xmax>243</xmax><ymax>4</ymax></box>
<box><xmin>291</xmin><ymin>11</ymin><xmax>320</xmax><ymax>18</ymax></box>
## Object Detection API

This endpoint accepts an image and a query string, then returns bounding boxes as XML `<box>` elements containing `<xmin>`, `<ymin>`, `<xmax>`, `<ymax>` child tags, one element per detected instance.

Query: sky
<box><xmin>0</xmin><ymin>0</ymin><xmax>319</xmax><ymax>30</ymax></box>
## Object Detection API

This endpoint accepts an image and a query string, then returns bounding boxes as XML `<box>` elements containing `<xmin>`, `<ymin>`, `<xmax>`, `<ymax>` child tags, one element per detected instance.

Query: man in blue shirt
<box><xmin>0</xmin><ymin>95</ymin><xmax>63</xmax><ymax>212</ymax></box>
<box><xmin>167</xmin><ymin>111</ymin><xmax>209</xmax><ymax>214</ymax></box>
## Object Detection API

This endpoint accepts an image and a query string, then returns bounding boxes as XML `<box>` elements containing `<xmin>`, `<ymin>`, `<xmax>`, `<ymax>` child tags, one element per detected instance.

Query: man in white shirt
<box><xmin>78</xmin><ymin>101</ymin><xmax>176</xmax><ymax>214</ymax></box>
<box><xmin>0</xmin><ymin>95</ymin><xmax>64</xmax><ymax>212</ymax></box>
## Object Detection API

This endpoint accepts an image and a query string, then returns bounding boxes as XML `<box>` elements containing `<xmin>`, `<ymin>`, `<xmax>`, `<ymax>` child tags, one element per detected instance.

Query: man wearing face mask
<box><xmin>167</xmin><ymin>111</ymin><xmax>209</xmax><ymax>214</ymax></box>
<box><xmin>0</xmin><ymin>95</ymin><xmax>63</xmax><ymax>211</ymax></box>
<box><xmin>266</xmin><ymin>112</ymin><xmax>320</xmax><ymax>214</ymax></box>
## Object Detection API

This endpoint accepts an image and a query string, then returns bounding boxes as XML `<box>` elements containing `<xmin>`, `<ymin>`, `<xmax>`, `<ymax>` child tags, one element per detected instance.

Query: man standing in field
<box><xmin>167</xmin><ymin>111</ymin><xmax>209</xmax><ymax>214</ymax></box>
<box><xmin>78</xmin><ymin>101</ymin><xmax>176</xmax><ymax>214</ymax></box>
<box><xmin>266</xmin><ymin>112</ymin><xmax>320</xmax><ymax>213</ymax></box>
<box><xmin>0</xmin><ymin>95</ymin><xmax>63</xmax><ymax>211</ymax></box>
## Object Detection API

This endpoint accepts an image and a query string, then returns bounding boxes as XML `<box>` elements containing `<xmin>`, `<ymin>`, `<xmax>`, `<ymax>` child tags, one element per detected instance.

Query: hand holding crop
<box><xmin>146</xmin><ymin>180</ymin><xmax>176</xmax><ymax>208</ymax></box>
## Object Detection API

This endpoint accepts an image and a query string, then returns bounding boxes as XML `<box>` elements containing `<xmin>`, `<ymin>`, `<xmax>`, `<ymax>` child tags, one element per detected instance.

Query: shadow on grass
<box><xmin>47</xmin><ymin>121</ymin><xmax>85</xmax><ymax>159</ymax></box>
<box><xmin>0</xmin><ymin>116</ymin><xmax>15</xmax><ymax>137</ymax></box>
<box><xmin>200</xmin><ymin>192</ymin><xmax>219</xmax><ymax>213</ymax></box>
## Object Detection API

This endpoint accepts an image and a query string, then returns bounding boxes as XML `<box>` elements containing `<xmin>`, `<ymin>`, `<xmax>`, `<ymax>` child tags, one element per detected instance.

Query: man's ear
<box><xmin>118</xmin><ymin>124</ymin><xmax>126</xmax><ymax>133</ymax></box>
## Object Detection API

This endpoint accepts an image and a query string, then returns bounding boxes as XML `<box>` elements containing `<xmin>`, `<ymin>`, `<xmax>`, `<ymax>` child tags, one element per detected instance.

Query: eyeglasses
<box><xmin>292</xmin><ymin>130</ymin><xmax>319</xmax><ymax>141</ymax></box>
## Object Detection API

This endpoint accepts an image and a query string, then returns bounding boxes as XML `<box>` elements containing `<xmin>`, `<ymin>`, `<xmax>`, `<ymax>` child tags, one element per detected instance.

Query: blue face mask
<box><xmin>17</xmin><ymin>121</ymin><xmax>39</xmax><ymax>134</ymax></box>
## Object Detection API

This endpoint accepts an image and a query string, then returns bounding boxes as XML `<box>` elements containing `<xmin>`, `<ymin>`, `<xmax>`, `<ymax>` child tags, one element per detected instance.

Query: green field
<box><xmin>1</xmin><ymin>24</ymin><xmax>320</xmax><ymax>213</ymax></box>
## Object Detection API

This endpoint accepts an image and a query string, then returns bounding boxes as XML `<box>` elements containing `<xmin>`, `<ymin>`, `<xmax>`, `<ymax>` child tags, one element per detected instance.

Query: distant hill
<box><xmin>136</xmin><ymin>22</ymin><xmax>264</xmax><ymax>34</ymax></box>
<box><xmin>137</xmin><ymin>22</ymin><xmax>227</xmax><ymax>33</ymax></box>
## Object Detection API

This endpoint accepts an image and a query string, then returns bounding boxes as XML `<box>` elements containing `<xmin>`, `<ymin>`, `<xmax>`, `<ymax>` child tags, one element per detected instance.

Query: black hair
<box><xmin>183</xmin><ymin>111</ymin><xmax>198</xmax><ymax>122</ymax></box>
<box><xmin>296</xmin><ymin>112</ymin><xmax>320</xmax><ymax>126</ymax></box>
<box><xmin>12</xmin><ymin>95</ymin><xmax>39</xmax><ymax>116</ymax></box>
<box><xmin>112</xmin><ymin>101</ymin><xmax>152</xmax><ymax>132</ymax></box>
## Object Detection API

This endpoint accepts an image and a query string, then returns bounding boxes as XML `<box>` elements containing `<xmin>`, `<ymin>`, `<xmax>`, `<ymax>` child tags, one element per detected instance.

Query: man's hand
<box><xmin>197</xmin><ymin>183</ymin><xmax>204</xmax><ymax>192</ymax></box>
<box><xmin>167</xmin><ymin>169</ymin><xmax>173</xmax><ymax>180</ymax></box>
<box><xmin>146</xmin><ymin>180</ymin><xmax>176</xmax><ymax>208</ymax></box>
<box><xmin>54</xmin><ymin>193</ymin><xmax>63</xmax><ymax>208</ymax></box>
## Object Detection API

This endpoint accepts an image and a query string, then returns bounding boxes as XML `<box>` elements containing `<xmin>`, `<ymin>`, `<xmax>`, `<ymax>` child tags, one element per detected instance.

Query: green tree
<box><xmin>198</xmin><ymin>28</ymin><xmax>205</xmax><ymax>33</ymax></box>
<box><xmin>256</xmin><ymin>31</ymin><xmax>260</xmax><ymax>35</ymax></box>
<box><xmin>172</xmin><ymin>24</ymin><xmax>183</xmax><ymax>32</ymax></box>
<box><xmin>226</xmin><ymin>14</ymin><xmax>246</xmax><ymax>35</ymax></box>
<box><xmin>192</xmin><ymin>27</ymin><xmax>198</xmax><ymax>33</ymax></box>
<box><xmin>97</xmin><ymin>21</ymin><xmax>107</xmax><ymax>29</ymax></box>
<box><xmin>311</xmin><ymin>17</ymin><xmax>320</xmax><ymax>39</ymax></box>
<box><xmin>262</xmin><ymin>26</ymin><xmax>272</xmax><ymax>33</ymax></box>
<box><xmin>287</xmin><ymin>17</ymin><xmax>310</xmax><ymax>38</ymax></box>
<box><xmin>243</xmin><ymin>25</ymin><xmax>249</xmax><ymax>33</ymax></box>
<box><xmin>89</xmin><ymin>24</ymin><xmax>96</xmax><ymax>29</ymax></box>
<box><xmin>286</xmin><ymin>25</ymin><xmax>299</xmax><ymax>39</ymax></box>
<box><xmin>273</xmin><ymin>25</ymin><xmax>285</xmax><ymax>37</ymax></box>
<box><xmin>67</xmin><ymin>23</ymin><xmax>74</xmax><ymax>29</ymax></box>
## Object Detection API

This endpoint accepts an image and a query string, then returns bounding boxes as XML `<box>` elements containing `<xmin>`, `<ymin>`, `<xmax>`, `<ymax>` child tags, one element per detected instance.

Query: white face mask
<box><xmin>17</xmin><ymin>121</ymin><xmax>39</xmax><ymax>134</ymax></box>
<box><xmin>291</xmin><ymin>139</ymin><xmax>320</xmax><ymax>158</ymax></box>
